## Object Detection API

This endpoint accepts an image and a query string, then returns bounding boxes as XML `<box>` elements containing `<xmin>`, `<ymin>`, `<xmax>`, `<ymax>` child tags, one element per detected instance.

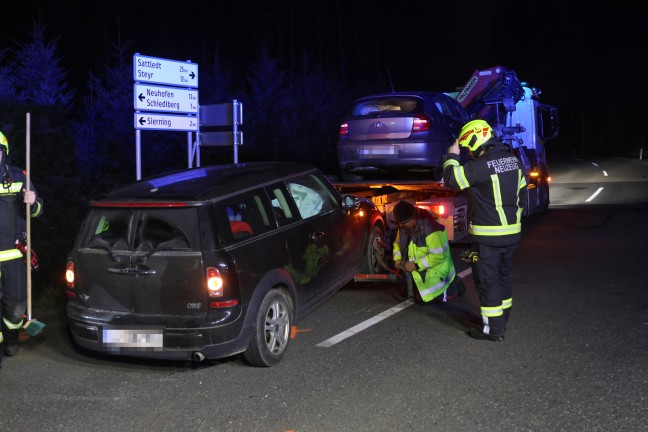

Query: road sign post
<box><xmin>133</xmin><ymin>53</ymin><xmax>199</xmax><ymax>179</ymax></box>
<box><xmin>198</xmin><ymin>100</ymin><xmax>244</xmax><ymax>164</ymax></box>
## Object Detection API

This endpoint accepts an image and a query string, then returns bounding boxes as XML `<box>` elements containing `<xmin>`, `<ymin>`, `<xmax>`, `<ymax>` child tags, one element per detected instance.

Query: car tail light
<box><xmin>412</xmin><ymin>114</ymin><xmax>431</xmax><ymax>133</ymax></box>
<box><xmin>65</xmin><ymin>261</ymin><xmax>76</xmax><ymax>298</ymax></box>
<box><xmin>206</xmin><ymin>267</ymin><xmax>223</xmax><ymax>297</ymax></box>
<box><xmin>206</xmin><ymin>266</ymin><xmax>239</xmax><ymax>308</ymax></box>
<box><xmin>339</xmin><ymin>122</ymin><xmax>349</xmax><ymax>136</ymax></box>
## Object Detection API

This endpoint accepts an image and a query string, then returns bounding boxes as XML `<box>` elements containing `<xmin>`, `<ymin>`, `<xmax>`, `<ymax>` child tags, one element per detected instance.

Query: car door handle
<box><xmin>107</xmin><ymin>267</ymin><xmax>157</xmax><ymax>276</ymax></box>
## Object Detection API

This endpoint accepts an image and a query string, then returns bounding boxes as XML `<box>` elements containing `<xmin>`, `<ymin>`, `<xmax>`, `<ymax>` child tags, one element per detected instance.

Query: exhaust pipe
<box><xmin>192</xmin><ymin>351</ymin><xmax>205</xmax><ymax>362</ymax></box>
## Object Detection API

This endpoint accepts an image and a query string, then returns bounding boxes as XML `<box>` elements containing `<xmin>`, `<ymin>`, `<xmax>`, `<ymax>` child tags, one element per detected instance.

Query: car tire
<box><xmin>243</xmin><ymin>289</ymin><xmax>292</xmax><ymax>367</ymax></box>
<box><xmin>538</xmin><ymin>180</ymin><xmax>550</xmax><ymax>213</ymax></box>
<box><xmin>361</xmin><ymin>224</ymin><xmax>385</xmax><ymax>274</ymax></box>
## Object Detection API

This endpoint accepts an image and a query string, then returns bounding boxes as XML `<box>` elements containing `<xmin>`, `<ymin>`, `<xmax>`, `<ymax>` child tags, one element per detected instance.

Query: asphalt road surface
<box><xmin>1</xmin><ymin>156</ymin><xmax>647</xmax><ymax>432</ymax></box>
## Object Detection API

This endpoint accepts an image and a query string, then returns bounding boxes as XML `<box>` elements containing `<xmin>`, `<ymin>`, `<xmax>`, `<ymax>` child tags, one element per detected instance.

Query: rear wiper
<box><xmin>88</xmin><ymin>237</ymin><xmax>122</xmax><ymax>262</ymax></box>
<box><xmin>137</xmin><ymin>238</ymin><xmax>189</xmax><ymax>263</ymax></box>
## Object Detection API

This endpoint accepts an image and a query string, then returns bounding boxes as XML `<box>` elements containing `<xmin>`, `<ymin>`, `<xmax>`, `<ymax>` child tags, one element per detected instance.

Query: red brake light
<box><xmin>65</xmin><ymin>261</ymin><xmax>75</xmax><ymax>289</ymax></box>
<box><xmin>206</xmin><ymin>267</ymin><xmax>223</xmax><ymax>297</ymax></box>
<box><xmin>339</xmin><ymin>122</ymin><xmax>349</xmax><ymax>136</ymax></box>
<box><xmin>412</xmin><ymin>114</ymin><xmax>431</xmax><ymax>133</ymax></box>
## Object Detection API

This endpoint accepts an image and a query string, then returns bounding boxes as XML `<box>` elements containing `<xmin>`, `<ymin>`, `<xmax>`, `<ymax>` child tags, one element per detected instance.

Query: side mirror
<box><xmin>538</xmin><ymin>105</ymin><xmax>560</xmax><ymax>141</ymax></box>
<box><xmin>342</xmin><ymin>195</ymin><xmax>358</xmax><ymax>210</ymax></box>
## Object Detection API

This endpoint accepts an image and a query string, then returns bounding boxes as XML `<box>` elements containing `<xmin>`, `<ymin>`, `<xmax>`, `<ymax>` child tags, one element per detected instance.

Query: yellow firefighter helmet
<box><xmin>0</xmin><ymin>131</ymin><xmax>8</xmax><ymax>155</ymax></box>
<box><xmin>458</xmin><ymin>119</ymin><xmax>492</xmax><ymax>152</ymax></box>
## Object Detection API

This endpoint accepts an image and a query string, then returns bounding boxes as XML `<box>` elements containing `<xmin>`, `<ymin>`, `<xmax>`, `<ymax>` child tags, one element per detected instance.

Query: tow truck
<box><xmin>334</xmin><ymin>66</ymin><xmax>560</xmax><ymax>243</ymax></box>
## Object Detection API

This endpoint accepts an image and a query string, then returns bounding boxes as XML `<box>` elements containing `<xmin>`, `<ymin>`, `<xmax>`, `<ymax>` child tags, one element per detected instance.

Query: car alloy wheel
<box><xmin>244</xmin><ymin>289</ymin><xmax>292</xmax><ymax>367</ymax></box>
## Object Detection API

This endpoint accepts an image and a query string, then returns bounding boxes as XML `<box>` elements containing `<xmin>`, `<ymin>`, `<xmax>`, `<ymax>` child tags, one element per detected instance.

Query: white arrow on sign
<box><xmin>133</xmin><ymin>54</ymin><xmax>198</xmax><ymax>88</ymax></box>
<box><xmin>134</xmin><ymin>84</ymin><xmax>199</xmax><ymax>114</ymax></box>
<box><xmin>134</xmin><ymin>113</ymin><xmax>198</xmax><ymax>131</ymax></box>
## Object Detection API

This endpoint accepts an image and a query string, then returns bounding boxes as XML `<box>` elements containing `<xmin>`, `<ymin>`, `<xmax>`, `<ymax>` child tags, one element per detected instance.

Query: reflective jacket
<box><xmin>393</xmin><ymin>210</ymin><xmax>456</xmax><ymax>302</ymax></box>
<box><xmin>0</xmin><ymin>165</ymin><xmax>43</xmax><ymax>258</ymax></box>
<box><xmin>442</xmin><ymin>141</ymin><xmax>527</xmax><ymax>246</ymax></box>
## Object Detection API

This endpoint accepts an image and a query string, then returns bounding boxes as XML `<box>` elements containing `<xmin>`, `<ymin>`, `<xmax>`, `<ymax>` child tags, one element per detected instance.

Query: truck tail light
<box><xmin>65</xmin><ymin>261</ymin><xmax>76</xmax><ymax>298</ymax></box>
<box><xmin>339</xmin><ymin>122</ymin><xmax>349</xmax><ymax>136</ymax></box>
<box><xmin>206</xmin><ymin>267</ymin><xmax>223</xmax><ymax>297</ymax></box>
<box><xmin>412</xmin><ymin>114</ymin><xmax>431</xmax><ymax>133</ymax></box>
<box><xmin>417</xmin><ymin>204</ymin><xmax>446</xmax><ymax>217</ymax></box>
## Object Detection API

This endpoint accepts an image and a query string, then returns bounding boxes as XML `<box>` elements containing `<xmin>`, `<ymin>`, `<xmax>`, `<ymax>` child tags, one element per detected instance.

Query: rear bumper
<box><xmin>66</xmin><ymin>302</ymin><xmax>251</xmax><ymax>361</ymax></box>
<box><xmin>337</xmin><ymin>140</ymin><xmax>445</xmax><ymax>172</ymax></box>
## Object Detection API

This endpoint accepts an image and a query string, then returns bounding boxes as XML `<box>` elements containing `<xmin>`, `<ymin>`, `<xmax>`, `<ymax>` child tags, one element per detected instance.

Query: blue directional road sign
<box><xmin>134</xmin><ymin>84</ymin><xmax>199</xmax><ymax>114</ymax></box>
<box><xmin>133</xmin><ymin>54</ymin><xmax>198</xmax><ymax>88</ymax></box>
<box><xmin>134</xmin><ymin>113</ymin><xmax>198</xmax><ymax>131</ymax></box>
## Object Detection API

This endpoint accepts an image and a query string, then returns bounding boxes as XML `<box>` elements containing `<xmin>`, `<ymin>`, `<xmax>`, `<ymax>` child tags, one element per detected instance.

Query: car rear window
<box><xmin>82</xmin><ymin>207</ymin><xmax>200</xmax><ymax>252</ymax></box>
<box><xmin>352</xmin><ymin>97</ymin><xmax>423</xmax><ymax>116</ymax></box>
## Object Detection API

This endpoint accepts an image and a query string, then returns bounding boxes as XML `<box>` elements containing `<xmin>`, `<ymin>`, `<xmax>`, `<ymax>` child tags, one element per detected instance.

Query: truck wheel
<box><xmin>243</xmin><ymin>289</ymin><xmax>292</xmax><ymax>367</ymax></box>
<box><xmin>538</xmin><ymin>182</ymin><xmax>550</xmax><ymax>213</ymax></box>
<box><xmin>361</xmin><ymin>224</ymin><xmax>385</xmax><ymax>274</ymax></box>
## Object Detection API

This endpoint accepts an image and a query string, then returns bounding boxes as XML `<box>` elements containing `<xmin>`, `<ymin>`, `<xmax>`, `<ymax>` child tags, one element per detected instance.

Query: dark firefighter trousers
<box><xmin>470</xmin><ymin>242</ymin><xmax>518</xmax><ymax>337</ymax></box>
<box><xmin>0</xmin><ymin>256</ymin><xmax>27</xmax><ymax>356</ymax></box>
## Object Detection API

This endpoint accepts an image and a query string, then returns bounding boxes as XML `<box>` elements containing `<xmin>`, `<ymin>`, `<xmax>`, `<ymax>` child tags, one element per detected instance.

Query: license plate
<box><xmin>103</xmin><ymin>327</ymin><xmax>164</xmax><ymax>349</ymax></box>
<box><xmin>358</xmin><ymin>146</ymin><xmax>397</xmax><ymax>158</ymax></box>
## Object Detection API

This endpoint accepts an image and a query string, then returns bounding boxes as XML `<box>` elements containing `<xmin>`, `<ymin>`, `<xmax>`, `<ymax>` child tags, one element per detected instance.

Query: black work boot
<box><xmin>3</xmin><ymin>330</ymin><xmax>19</xmax><ymax>356</ymax></box>
<box><xmin>468</xmin><ymin>327</ymin><xmax>504</xmax><ymax>342</ymax></box>
<box><xmin>4</xmin><ymin>342</ymin><xmax>18</xmax><ymax>356</ymax></box>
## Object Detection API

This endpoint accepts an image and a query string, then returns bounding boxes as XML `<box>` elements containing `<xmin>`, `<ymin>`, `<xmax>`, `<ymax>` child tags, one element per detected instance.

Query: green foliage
<box><xmin>72</xmin><ymin>41</ymin><xmax>136</xmax><ymax>197</ymax></box>
<box><xmin>12</xmin><ymin>17</ymin><xmax>74</xmax><ymax>107</ymax></box>
<box><xmin>0</xmin><ymin>17</ymin><xmax>80</xmax><ymax>282</ymax></box>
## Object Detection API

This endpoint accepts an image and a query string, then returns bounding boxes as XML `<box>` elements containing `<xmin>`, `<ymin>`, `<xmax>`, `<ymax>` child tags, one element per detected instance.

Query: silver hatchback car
<box><xmin>337</xmin><ymin>92</ymin><xmax>469</xmax><ymax>181</ymax></box>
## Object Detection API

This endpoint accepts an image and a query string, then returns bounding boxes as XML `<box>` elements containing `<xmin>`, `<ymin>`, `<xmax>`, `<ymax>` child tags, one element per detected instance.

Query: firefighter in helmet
<box><xmin>0</xmin><ymin>130</ymin><xmax>43</xmax><ymax>367</ymax></box>
<box><xmin>442</xmin><ymin>119</ymin><xmax>527</xmax><ymax>341</ymax></box>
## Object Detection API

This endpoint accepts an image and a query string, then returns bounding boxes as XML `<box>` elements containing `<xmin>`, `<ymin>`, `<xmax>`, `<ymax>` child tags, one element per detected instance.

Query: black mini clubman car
<box><xmin>65</xmin><ymin>162</ymin><xmax>385</xmax><ymax>366</ymax></box>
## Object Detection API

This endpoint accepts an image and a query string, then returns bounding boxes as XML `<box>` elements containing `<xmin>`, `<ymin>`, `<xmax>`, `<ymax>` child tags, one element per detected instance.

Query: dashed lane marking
<box><xmin>585</xmin><ymin>187</ymin><xmax>604</xmax><ymax>202</ymax></box>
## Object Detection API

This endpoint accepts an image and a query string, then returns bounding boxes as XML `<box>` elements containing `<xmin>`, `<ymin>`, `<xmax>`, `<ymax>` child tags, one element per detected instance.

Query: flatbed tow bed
<box><xmin>331</xmin><ymin>179</ymin><xmax>470</xmax><ymax>242</ymax></box>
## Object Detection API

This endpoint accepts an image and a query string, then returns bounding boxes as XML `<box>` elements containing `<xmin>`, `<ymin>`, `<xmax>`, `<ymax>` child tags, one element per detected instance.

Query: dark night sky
<box><xmin>2</xmin><ymin>0</ymin><xmax>647</xmax><ymax>150</ymax></box>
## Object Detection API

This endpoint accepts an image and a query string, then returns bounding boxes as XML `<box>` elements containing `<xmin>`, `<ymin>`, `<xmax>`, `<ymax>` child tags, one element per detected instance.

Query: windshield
<box><xmin>352</xmin><ymin>97</ymin><xmax>422</xmax><ymax>116</ymax></box>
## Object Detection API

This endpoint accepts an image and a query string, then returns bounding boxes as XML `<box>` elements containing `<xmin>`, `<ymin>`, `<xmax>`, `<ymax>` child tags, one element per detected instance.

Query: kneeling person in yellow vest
<box><xmin>392</xmin><ymin>200</ymin><xmax>462</xmax><ymax>303</ymax></box>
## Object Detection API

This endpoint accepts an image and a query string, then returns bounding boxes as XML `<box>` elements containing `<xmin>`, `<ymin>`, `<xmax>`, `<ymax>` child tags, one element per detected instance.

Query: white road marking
<box><xmin>592</xmin><ymin>162</ymin><xmax>599</xmax><ymax>166</ymax></box>
<box><xmin>316</xmin><ymin>268</ymin><xmax>473</xmax><ymax>348</ymax></box>
<box><xmin>585</xmin><ymin>187</ymin><xmax>604</xmax><ymax>202</ymax></box>
<box><xmin>603</xmin><ymin>171</ymin><xmax>608</xmax><ymax>176</ymax></box>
